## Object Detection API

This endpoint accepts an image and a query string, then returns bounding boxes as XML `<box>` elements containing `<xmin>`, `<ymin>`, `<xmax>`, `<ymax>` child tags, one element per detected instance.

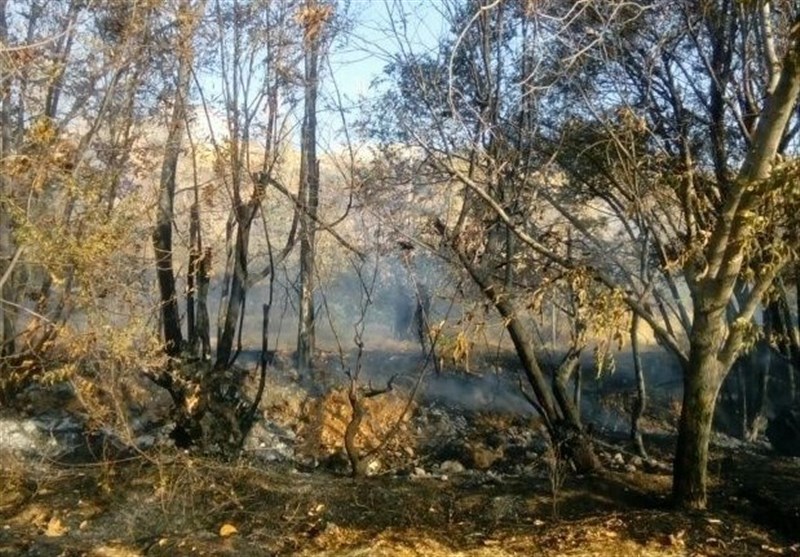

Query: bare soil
<box><xmin>1</xmin><ymin>348</ymin><xmax>799</xmax><ymax>556</ymax></box>
<box><xmin>1</xmin><ymin>433</ymin><xmax>799</xmax><ymax>556</ymax></box>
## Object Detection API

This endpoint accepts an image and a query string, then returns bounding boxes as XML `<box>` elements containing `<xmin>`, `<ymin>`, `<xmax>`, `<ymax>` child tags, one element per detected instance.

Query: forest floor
<box><xmin>1</xmin><ymin>349</ymin><xmax>799</xmax><ymax>556</ymax></box>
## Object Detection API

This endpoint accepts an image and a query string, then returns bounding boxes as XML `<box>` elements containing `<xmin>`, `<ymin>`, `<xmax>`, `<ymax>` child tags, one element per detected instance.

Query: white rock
<box><xmin>440</xmin><ymin>460</ymin><xmax>466</xmax><ymax>474</ymax></box>
<box><xmin>365</xmin><ymin>459</ymin><xmax>382</xmax><ymax>476</ymax></box>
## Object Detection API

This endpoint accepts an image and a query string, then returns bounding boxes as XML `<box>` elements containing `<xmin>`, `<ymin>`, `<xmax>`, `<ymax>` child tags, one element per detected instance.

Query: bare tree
<box><xmin>296</xmin><ymin>0</ymin><xmax>333</xmax><ymax>376</ymax></box>
<box><xmin>153</xmin><ymin>0</ymin><xmax>204</xmax><ymax>357</ymax></box>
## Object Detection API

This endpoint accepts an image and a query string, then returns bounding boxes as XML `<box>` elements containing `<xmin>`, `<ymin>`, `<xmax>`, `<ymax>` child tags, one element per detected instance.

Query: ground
<box><xmin>1</xmin><ymin>349</ymin><xmax>799</xmax><ymax>556</ymax></box>
<box><xmin>2</xmin><ymin>434</ymin><xmax>799</xmax><ymax>555</ymax></box>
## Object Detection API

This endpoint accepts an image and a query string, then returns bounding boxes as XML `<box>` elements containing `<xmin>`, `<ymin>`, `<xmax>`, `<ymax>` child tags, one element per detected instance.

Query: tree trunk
<box><xmin>673</xmin><ymin>310</ymin><xmax>726</xmax><ymax>509</ymax></box>
<box><xmin>187</xmin><ymin>203</ymin><xmax>200</xmax><ymax>357</ymax></box>
<box><xmin>345</xmin><ymin>385</ymin><xmax>369</xmax><ymax>478</ymax></box>
<box><xmin>215</xmin><ymin>204</ymin><xmax>255</xmax><ymax>369</ymax></box>
<box><xmin>630</xmin><ymin>313</ymin><xmax>648</xmax><ymax>459</ymax></box>
<box><xmin>296</xmin><ymin>6</ymin><xmax>321</xmax><ymax>376</ymax></box>
<box><xmin>0</xmin><ymin>0</ymin><xmax>15</xmax><ymax>359</ymax></box>
<box><xmin>552</xmin><ymin>351</ymin><xmax>582</xmax><ymax>428</ymax></box>
<box><xmin>459</xmin><ymin>256</ymin><xmax>600</xmax><ymax>473</ymax></box>
<box><xmin>196</xmin><ymin>248</ymin><xmax>211</xmax><ymax>361</ymax></box>
<box><xmin>153</xmin><ymin>2</ymin><xmax>195</xmax><ymax>357</ymax></box>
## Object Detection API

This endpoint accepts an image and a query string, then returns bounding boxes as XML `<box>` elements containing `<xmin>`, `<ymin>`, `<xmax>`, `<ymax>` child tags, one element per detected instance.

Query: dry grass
<box><xmin>1</xmin><ymin>446</ymin><xmax>797</xmax><ymax>556</ymax></box>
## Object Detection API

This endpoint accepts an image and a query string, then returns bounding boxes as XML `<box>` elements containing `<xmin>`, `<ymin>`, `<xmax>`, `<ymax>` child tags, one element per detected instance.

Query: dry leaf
<box><xmin>45</xmin><ymin>516</ymin><xmax>68</xmax><ymax>537</ymax></box>
<box><xmin>219</xmin><ymin>523</ymin><xmax>238</xmax><ymax>537</ymax></box>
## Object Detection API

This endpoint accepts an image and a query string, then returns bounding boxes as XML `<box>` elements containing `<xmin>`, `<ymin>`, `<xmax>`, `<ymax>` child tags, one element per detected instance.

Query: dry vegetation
<box><xmin>1</xmin><ymin>422</ymin><xmax>798</xmax><ymax>556</ymax></box>
<box><xmin>2</xmin><ymin>348</ymin><xmax>800</xmax><ymax>556</ymax></box>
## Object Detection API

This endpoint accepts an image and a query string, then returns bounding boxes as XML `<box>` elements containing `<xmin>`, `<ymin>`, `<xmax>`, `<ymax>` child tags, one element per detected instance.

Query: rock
<box><xmin>624</xmin><ymin>464</ymin><xmax>637</xmax><ymax>473</ymax></box>
<box><xmin>365</xmin><ymin>459</ymin><xmax>382</xmax><ymax>476</ymax></box>
<box><xmin>0</xmin><ymin>418</ymin><xmax>46</xmax><ymax>453</ymax></box>
<box><xmin>643</xmin><ymin>459</ymin><xmax>671</xmax><ymax>474</ymax></box>
<box><xmin>630</xmin><ymin>455</ymin><xmax>644</xmax><ymax>468</ymax></box>
<box><xmin>411</xmin><ymin>467</ymin><xmax>427</xmax><ymax>478</ymax></box>
<box><xmin>243</xmin><ymin>420</ymin><xmax>296</xmax><ymax>462</ymax></box>
<box><xmin>612</xmin><ymin>452</ymin><xmax>625</xmax><ymax>465</ymax></box>
<box><xmin>767</xmin><ymin>405</ymin><xmax>800</xmax><ymax>457</ymax></box>
<box><xmin>469</xmin><ymin>444</ymin><xmax>502</xmax><ymax>470</ymax></box>
<box><xmin>440</xmin><ymin>460</ymin><xmax>466</xmax><ymax>474</ymax></box>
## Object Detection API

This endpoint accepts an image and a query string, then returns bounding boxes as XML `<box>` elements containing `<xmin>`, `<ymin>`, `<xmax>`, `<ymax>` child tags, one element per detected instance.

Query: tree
<box><xmin>0</xmin><ymin>0</ymin><xmax>164</xmax><ymax>396</ymax></box>
<box><xmin>370</xmin><ymin>0</ymin><xmax>800</xmax><ymax>508</ymax></box>
<box><xmin>296</xmin><ymin>0</ymin><xmax>333</xmax><ymax>376</ymax></box>
<box><xmin>204</xmin><ymin>0</ymin><xmax>303</xmax><ymax>371</ymax></box>
<box><xmin>153</xmin><ymin>0</ymin><xmax>204</xmax><ymax>357</ymax></box>
<box><xmin>546</xmin><ymin>0</ymin><xmax>800</xmax><ymax>508</ymax></box>
<box><xmin>367</xmin><ymin>0</ymin><xmax>604</xmax><ymax>473</ymax></box>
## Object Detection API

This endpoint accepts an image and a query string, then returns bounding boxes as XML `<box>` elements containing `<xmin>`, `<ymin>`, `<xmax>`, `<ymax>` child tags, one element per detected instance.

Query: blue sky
<box><xmin>318</xmin><ymin>0</ymin><xmax>448</xmax><ymax>147</ymax></box>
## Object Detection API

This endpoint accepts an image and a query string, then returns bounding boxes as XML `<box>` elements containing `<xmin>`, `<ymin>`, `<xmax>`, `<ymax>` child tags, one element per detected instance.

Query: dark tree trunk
<box><xmin>153</xmin><ymin>5</ymin><xmax>194</xmax><ymax>357</ymax></box>
<box><xmin>296</xmin><ymin>0</ymin><xmax>322</xmax><ymax>377</ymax></box>
<box><xmin>196</xmin><ymin>248</ymin><xmax>211</xmax><ymax>361</ymax></box>
<box><xmin>215</xmin><ymin>205</ymin><xmax>255</xmax><ymax>369</ymax></box>
<box><xmin>187</xmin><ymin>203</ymin><xmax>200</xmax><ymax>357</ymax></box>
<box><xmin>0</xmin><ymin>0</ymin><xmax>15</xmax><ymax>359</ymax></box>
<box><xmin>630</xmin><ymin>313</ymin><xmax>648</xmax><ymax>459</ymax></box>
<box><xmin>460</xmin><ymin>258</ymin><xmax>600</xmax><ymax>474</ymax></box>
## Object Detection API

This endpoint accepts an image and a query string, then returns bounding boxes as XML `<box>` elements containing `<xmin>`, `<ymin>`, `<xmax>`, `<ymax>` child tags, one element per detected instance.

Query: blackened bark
<box><xmin>630</xmin><ymin>313</ymin><xmax>648</xmax><ymax>459</ymax></box>
<box><xmin>296</xmin><ymin>1</ymin><xmax>322</xmax><ymax>376</ymax></box>
<box><xmin>215</xmin><ymin>208</ymin><xmax>252</xmax><ymax>369</ymax></box>
<box><xmin>196</xmin><ymin>248</ymin><xmax>211</xmax><ymax>361</ymax></box>
<box><xmin>153</xmin><ymin>1</ymin><xmax>195</xmax><ymax>357</ymax></box>
<box><xmin>187</xmin><ymin>203</ymin><xmax>200</xmax><ymax>357</ymax></box>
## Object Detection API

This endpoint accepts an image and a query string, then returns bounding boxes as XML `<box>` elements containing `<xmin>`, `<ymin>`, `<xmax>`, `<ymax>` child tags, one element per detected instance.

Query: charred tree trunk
<box><xmin>187</xmin><ymin>203</ymin><xmax>200</xmax><ymax>357</ymax></box>
<box><xmin>196</xmin><ymin>248</ymin><xmax>211</xmax><ymax>361</ymax></box>
<box><xmin>153</xmin><ymin>3</ymin><xmax>195</xmax><ymax>357</ymax></box>
<box><xmin>296</xmin><ymin>6</ymin><xmax>322</xmax><ymax>376</ymax></box>
<box><xmin>215</xmin><ymin>203</ymin><xmax>256</xmax><ymax>369</ymax></box>
<box><xmin>460</xmin><ymin>257</ymin><xmax>600</xmax><ymax>473</ymax></box>
<box><xmin>630</xmin><ymin>313</ymin><xmax>648</xmax><ymax>459</ymax></box>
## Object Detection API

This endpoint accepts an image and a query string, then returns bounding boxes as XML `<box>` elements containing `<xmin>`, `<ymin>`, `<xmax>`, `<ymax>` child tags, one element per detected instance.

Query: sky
<box><xmin>190</xmin><ymin>1</ymin><xmax>450</xmax><ymax>152</ymax></box>
<box><xmin>318</xmin><ymin>0</ymin><xmax>448</xmax><ymax>148</ymax></box>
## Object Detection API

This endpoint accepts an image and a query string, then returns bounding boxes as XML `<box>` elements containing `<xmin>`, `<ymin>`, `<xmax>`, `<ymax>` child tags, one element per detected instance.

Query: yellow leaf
<box><xmin>45</xmin><ymin>516</ymin><xmax>68</xmax><ymax>537</ymax></box>
<box><xmin>219</xmin><ymin>523</ymin><xmax>238</xmax><ymax>537</ymax></box>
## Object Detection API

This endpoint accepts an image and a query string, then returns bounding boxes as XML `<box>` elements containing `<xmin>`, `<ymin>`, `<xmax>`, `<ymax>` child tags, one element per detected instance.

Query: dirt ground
<box><xmin>1</xmin><ymin>432</ymin><xmax>799</xmax><ymax>556</ymax></box>
<box><xmin>1</xmin><ymin>348</ymin><xmax>799</xmax><ymax>556</ymax></box>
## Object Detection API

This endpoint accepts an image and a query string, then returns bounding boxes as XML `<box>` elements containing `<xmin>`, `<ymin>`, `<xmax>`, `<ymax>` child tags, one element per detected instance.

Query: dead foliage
<box><xmin>296</xmin><ymin>386</ymin><xmax>416</xmax><ymax>469</ymax></box>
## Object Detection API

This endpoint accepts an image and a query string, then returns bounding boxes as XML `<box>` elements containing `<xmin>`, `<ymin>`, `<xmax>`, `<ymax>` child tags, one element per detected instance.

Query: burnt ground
<box><xmin>1</xmin><ymin>348</ymin><xmax>799</xmax><ymax>556</ymax></box>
